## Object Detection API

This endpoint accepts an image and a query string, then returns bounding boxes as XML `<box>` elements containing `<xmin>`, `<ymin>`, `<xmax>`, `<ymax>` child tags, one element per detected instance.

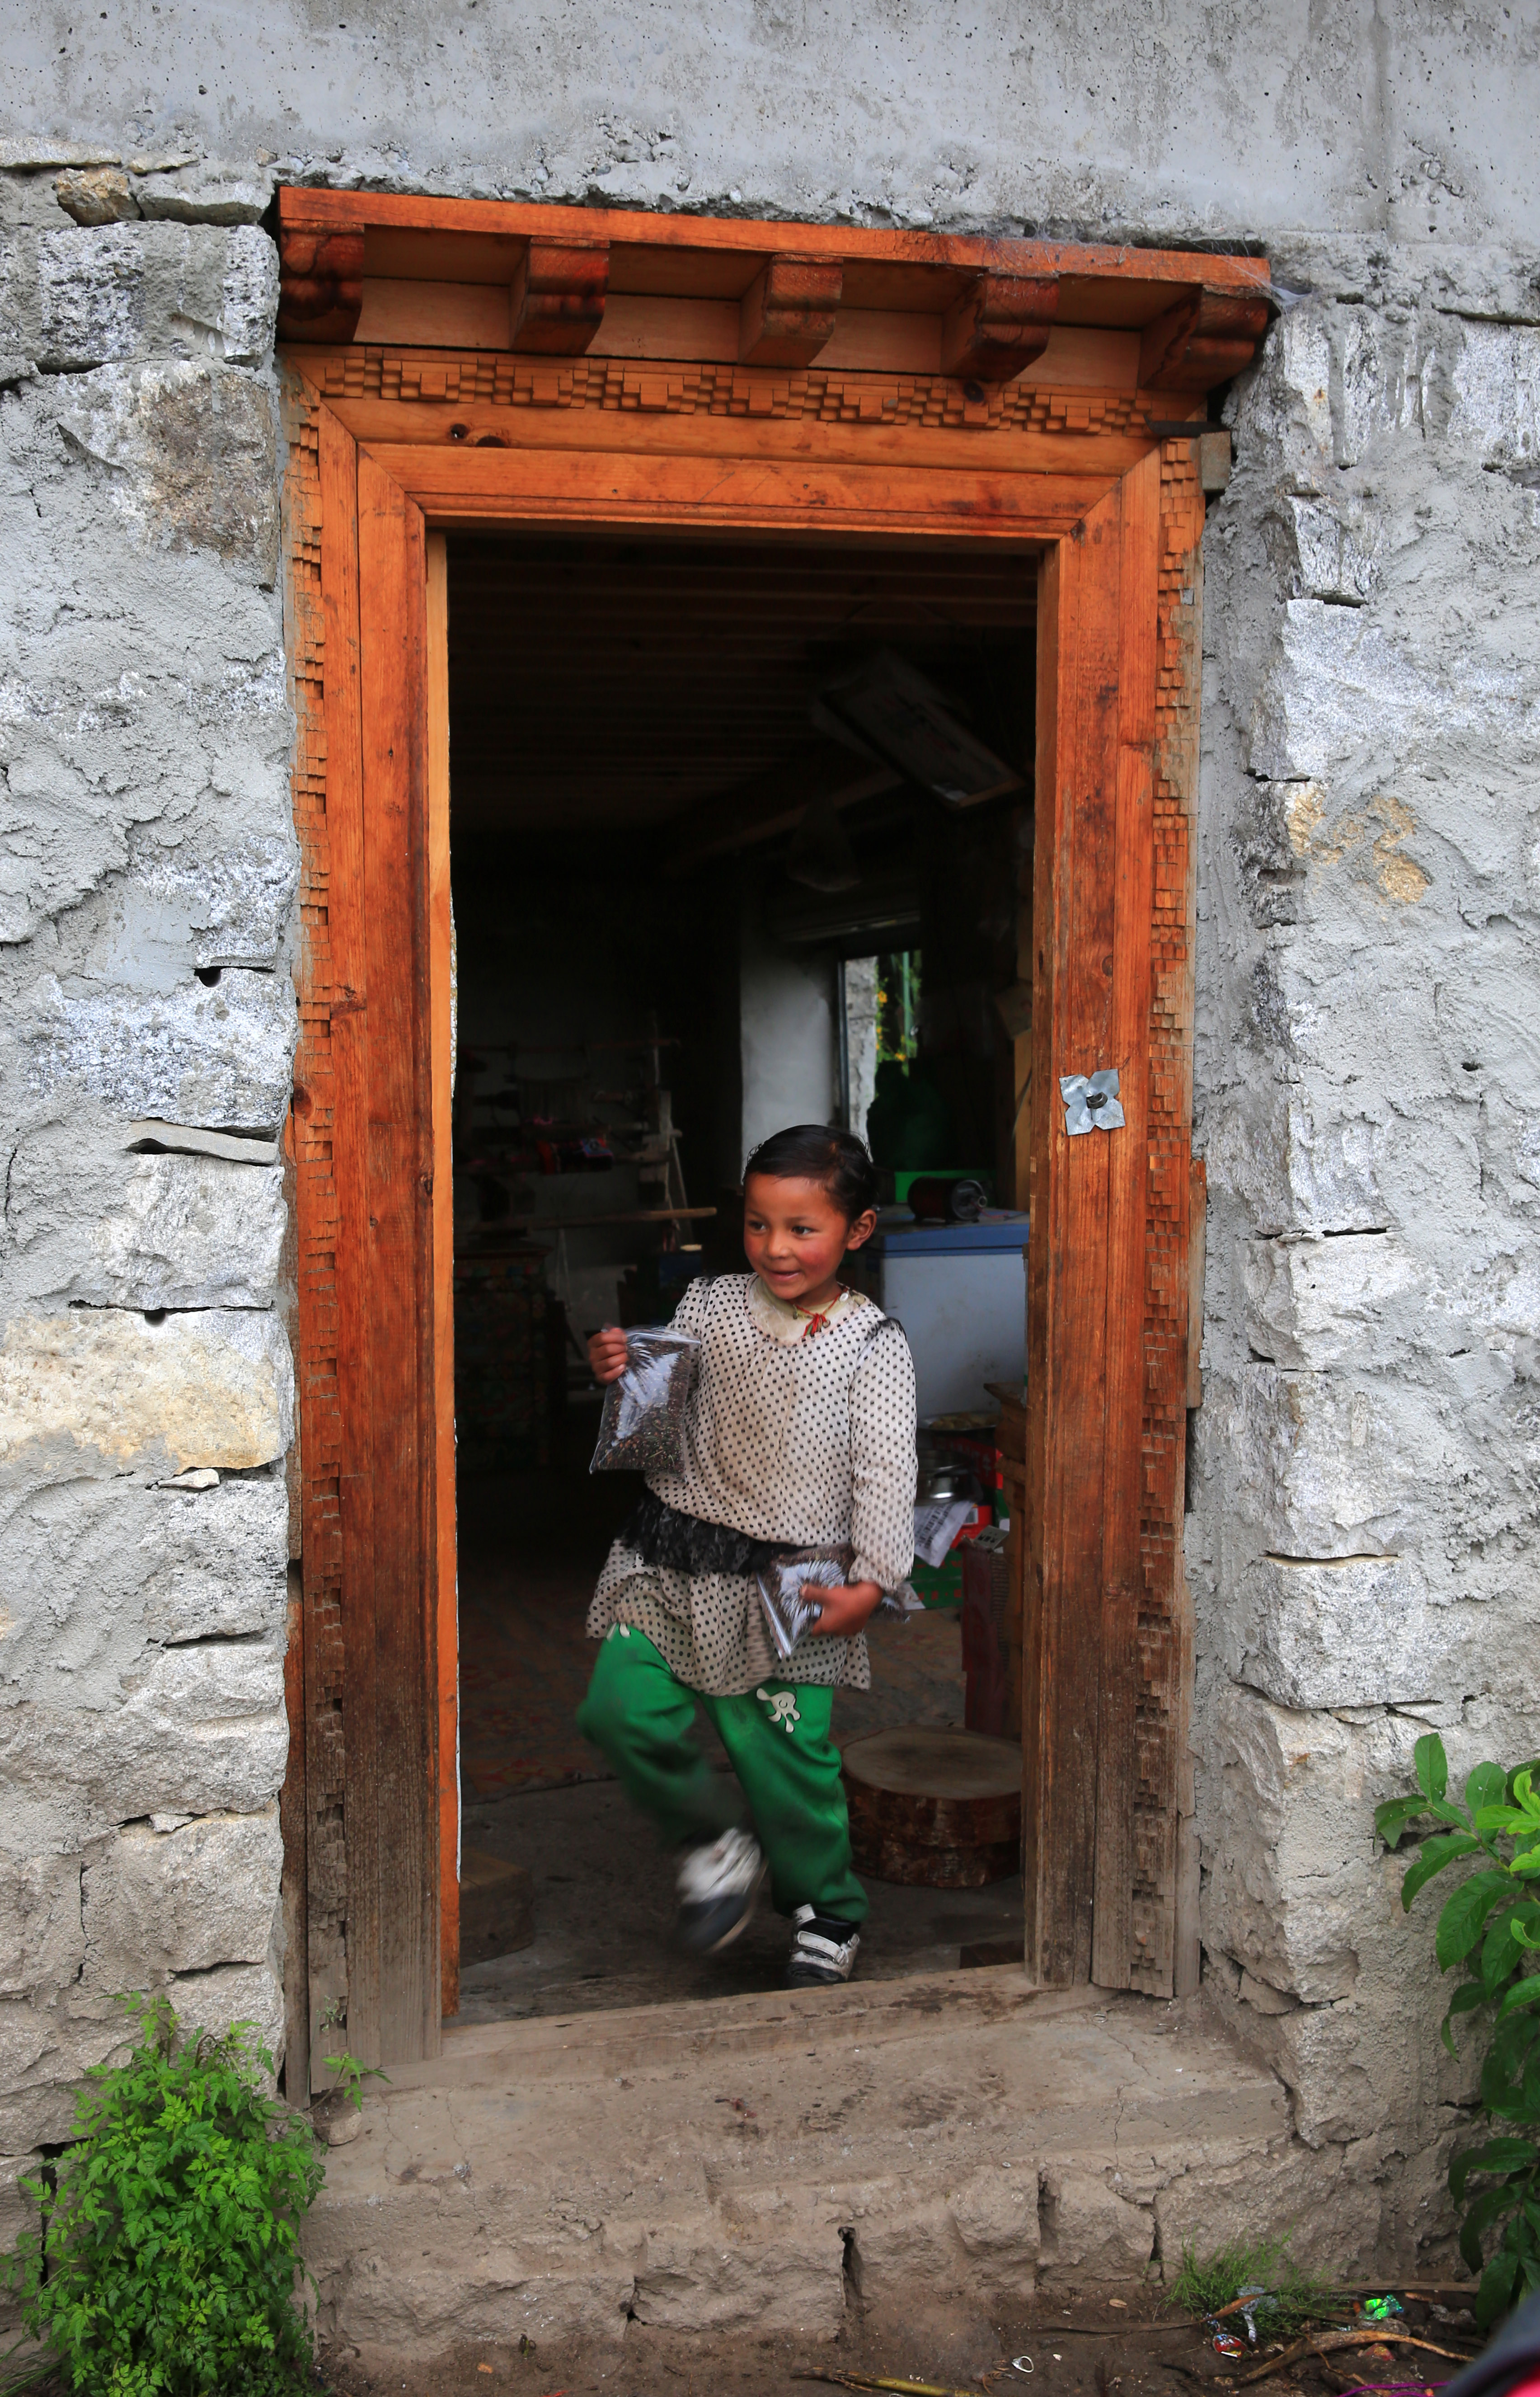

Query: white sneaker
<box><xmin>676</xmin><ymin>1827</ymin><xmax>767</xmax><ymax>1954</ymax></box>
<box><xmin>787</xmin><ymin>1904</ymin><xmax>861</xmax><ymax>1987</ymax></box>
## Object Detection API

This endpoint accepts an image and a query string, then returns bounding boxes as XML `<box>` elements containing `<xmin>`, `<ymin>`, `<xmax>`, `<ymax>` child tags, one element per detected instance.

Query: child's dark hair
<box><xmin>742</xmin><ymin>1124</ymin><xmax>880</xmax><ymax>1225</ymax></box>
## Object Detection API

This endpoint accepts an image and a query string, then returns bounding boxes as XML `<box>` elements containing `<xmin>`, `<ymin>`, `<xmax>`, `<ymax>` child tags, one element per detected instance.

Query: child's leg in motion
<box><xmin>576</xmin><ymin>1624</ymin><xmax>766</xmax><ymax>1953</ymax></box>
<box><xmin>703</xmin><ymin>1680</ymin><xmax>868</xmax><ymax>1988</ymax></box>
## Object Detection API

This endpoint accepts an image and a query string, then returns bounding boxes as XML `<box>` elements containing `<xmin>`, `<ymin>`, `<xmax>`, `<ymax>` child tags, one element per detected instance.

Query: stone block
<box><xmin>33</xmin><ymin>221</ymin><xmax>278</xmax><ymax>371</ymax></box>
<box><xmin>948</xmin><ymin>2162</ymin><xmax>1040</xmax><ymax>2301</ymax></box>
<box><xmin>136</xmin><ymin>165</ymin><xmax>275</xmax><ymax>226</ymax></box>
<box><xmin>1</xmin><ymin>1637</ymin><xmax>288</xmax><ymax>1851</ymax></box>
<box><xmin>1198</xmin><ymin>1686</ymin><xmax>1451</xmax><ymax>2010</ymax></box>
<box><xmin>0</xmin><ymin>1854</ymin><xmax>83</xmax><ymax>2001</ymax></box>
<box><xmin>0</xmin><ymin>1305</ymin><xmax>293</xmax><ymax>1480</ymax></box>
<box><xmin>37</xmin><ymin>221</ymin><xmax>146</xmax><ymax>366</ymax></box>
<box><xmin>1154</xmin><ymin>2134</ymin><xmax>1365</xmax><ymax>2273</ymax></box>
<box><xmin>1243</xmin><ymin>1233</ymin><xmax>1427</xmax><ymax>1368</ymax></box>
<box><xmin>0</xmin><ymin>1472</ymin><xmax>286</xmax><ymax>1709</ymax></box>
<box><xmin>633</xmin><ymin>2196</ymin><xmax>845</xmax><ymax>2331</ymax></box>
<box><xmin>55</xmin><ymin>167</ymin><xmax>140</xmax><ymax>226</ymax></box>
<box><xmin>1280</xmin><ymin>496</ymin><xmax>1378</xmax><ymax>605</ymax></box>
<box><xmin>84</xmin><ymin>1809</ymin><xmax>281</xmax><ymax>1979</ymax></box>
<box><xmin>1037</xmin><ymin>2167</ymin><xmax>1152</xmax><ymax>2285</ymax></box>
<box><xmin>56</xmin><ymin>361</ymin><xmax>278</xmax><ymax>579</ymax></box>
<box><xmin>130</xmin><ymin>830</ymin><xmax>298</xmax><ymax>968</ymax></box>
<box><xmin>1206</xmin><ymin>1089</ymin><xmax>1388</xmax><ymax>1238</ymax></box>
<box><xmin>1228</xmin><ymin>1555</ymin><xmax>1444</xmax><ymax>1709</ymax></box>
<box><xmin>19</xmin><ymin>965</ymin><xmax>294</xmax><ymax>1130</ymax></box>
<box><xmin>69</xmin><ymin>1156</ymin><xmax>286</xmax><ymax>1311</ymax></box>
<box><xmin>0</xmin><ymin>2149</ymin><xmax>41</xmax><ymax>2260</ymax></box>
<box><xmin>1197</xmin><ymin>1367</ymin><xmax>1436</xmax><ymax>1558</ymax></box>
<box><xmin>1247</xmin><ymin>598</ymin><xmax>1507</xmax><ymax>785</ymax></box>
<box><xmin>1446</xmin><ymin>324</ymin><xmax>1540</xmax><ymax>475</ymax></box>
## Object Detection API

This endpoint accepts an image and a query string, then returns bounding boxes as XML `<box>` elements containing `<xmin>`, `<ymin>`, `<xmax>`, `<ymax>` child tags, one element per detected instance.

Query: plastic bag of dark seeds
<box><xmin>589</xmin><ymin>1326</ymin><xmax>701</xmax><ymax>1475</ymax></box>
<box><xmin>756</xmin><ymin>1547</ymin><xmax>854</xmax><ymax>1661</ymax></box>
<box><xmin>758</xmin><ymin>1549</ymin><xmax>925</xmax><ymax>1659</ymax></box>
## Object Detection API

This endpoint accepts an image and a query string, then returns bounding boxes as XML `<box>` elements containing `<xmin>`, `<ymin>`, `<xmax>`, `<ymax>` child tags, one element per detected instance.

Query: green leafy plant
<box><xmin>1165</xmin><ymin>2235</ymin><xmax>1338</xmax><ymax>2340</ymax></box>
<box><xmin>2</xmin><ymin>1994</ymin><xmax>324</xmax><ymax>2396</ymax></box>
<box><xmin>1376</xmin><ymin>1732</ymin><xmax>1540</xmax><ymax>2329</ymax></box>
<box><xmin>321</xmin><ymin>2050</ymin><xmax>386</xmax><ymax>2111</ymax></box>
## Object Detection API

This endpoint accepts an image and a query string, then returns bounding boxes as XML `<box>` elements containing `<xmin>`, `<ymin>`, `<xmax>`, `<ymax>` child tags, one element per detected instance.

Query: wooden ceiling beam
<box><xmin>276</xmin><ymin>213</ymin><xmax>365</xmax><ymax>345</ymax></box>
<box><xmin>738</xmin><ymin>255</ymin><xmax>844</xmax><ymax>367</ymax></box>
<box><xmin>942</xmin><ymin>272</ymin><xmax>1060</xmax><ymax>383</ymax></box>
<box><xmin>663</xmin><ymin>742</ymin><xmax>903</xmax><ymax>874</ymax></box>
<box><xmin>510</xmin><ymin>239</ymin><xmax>610</xmax><ymax>355</ymax></box>
<box><xmin>1139</xmin><ymin>287</ymin><xmax>1271</xmax><ymax>389</ymax></box>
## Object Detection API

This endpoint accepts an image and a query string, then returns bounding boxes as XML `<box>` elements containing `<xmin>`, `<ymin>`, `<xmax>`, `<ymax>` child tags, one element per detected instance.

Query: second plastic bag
<box><xmin>756</xmin><ymin>1546</ymin><xmax>923</xmax><ymax>1662</ymax></box>
<box><xmin>589</xmin><ymin>1325</ymin><xmax>701</xmax><ymax>1476</ymax></box>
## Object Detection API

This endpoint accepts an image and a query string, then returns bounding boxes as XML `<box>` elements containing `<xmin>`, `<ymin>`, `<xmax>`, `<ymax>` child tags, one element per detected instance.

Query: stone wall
<box><xmin>0</xmin><ymin>0</ymin><xmax>1537</xmax><ymax>2282</ymax></box>
<box><xmin>0</xmin><ymin>151</ymin><xmax>294</xmax><ymax>2222</ymax></box>
<box><xmin>1190</xmin><ymin>252</ymin><xmax>1540</xmax><ymax>2256</ymax></box>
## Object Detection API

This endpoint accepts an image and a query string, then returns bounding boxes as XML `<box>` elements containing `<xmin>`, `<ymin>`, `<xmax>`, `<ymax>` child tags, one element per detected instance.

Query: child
<box><xmin>577</xmin><ymin>1123</ymin><xmax>917</xmax><ymax>1988</ymax></box>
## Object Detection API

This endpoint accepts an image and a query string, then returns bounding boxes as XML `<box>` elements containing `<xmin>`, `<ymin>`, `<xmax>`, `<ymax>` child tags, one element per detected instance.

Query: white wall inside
<box><xmin>739</xmin><ymin>898</ymin><xmax>837</xmax><ymax>1164</ymax></box>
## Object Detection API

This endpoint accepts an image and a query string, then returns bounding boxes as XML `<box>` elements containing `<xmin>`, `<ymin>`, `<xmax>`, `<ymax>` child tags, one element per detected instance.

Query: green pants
<box><xmin>576</xmin><ymin>1623</ymin><xmax>867</xmax><ymax>1923</ymax></box>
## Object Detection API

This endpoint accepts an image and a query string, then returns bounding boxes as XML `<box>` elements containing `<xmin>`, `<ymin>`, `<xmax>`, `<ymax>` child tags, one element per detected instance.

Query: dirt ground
<box><xmin>315</xmin><ymin>2287</ymin><xmax>1482</xmax><ymax>2397</ymax></box>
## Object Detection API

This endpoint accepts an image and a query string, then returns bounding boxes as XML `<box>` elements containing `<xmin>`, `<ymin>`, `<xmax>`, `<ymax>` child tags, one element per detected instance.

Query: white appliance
<box><xmin>865</xmin><ymin>1219</ymin><xmax>1028</xmax><ymax>1421</ymax></box>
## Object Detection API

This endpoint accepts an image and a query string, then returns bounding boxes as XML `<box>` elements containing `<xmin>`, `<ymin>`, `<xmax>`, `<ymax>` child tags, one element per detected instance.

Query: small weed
<box><xmin>1166</xmin><ymin>2238</ymin><xmax>1338</xmax><ymax>2340</ymax></box>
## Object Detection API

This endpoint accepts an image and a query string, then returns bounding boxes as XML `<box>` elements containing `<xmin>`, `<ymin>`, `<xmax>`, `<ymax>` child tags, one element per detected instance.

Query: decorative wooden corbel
<box><xmin>276</xmin><ymin>216</ymin><xmax>366</xmax><ymax>345</ymax></box>
<box><xmin>738</xmin><ymin>255</ymin><xmax>844</xmax><ymax>367</ymax></box>
<box><xmin>510</xmin><ymin>239</ymin><xmax>610</xmax><ymax>354</ymax></box>
<box><xmin>941</xmin><ymin>272</ymin><xmax>1059</xmax><ymax>382</ymax></box>
<box><xmin>1139</xmin><ymin>287</ymin><xmax>1271</xmax><ymax>390</ymax></box>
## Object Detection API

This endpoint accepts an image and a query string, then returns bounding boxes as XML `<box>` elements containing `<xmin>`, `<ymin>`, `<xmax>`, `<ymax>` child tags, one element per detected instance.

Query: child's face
<box><xmin>742</xmin><ymin>1173</ymin><xmax>877</xmax><ymax>1306</ymax></box>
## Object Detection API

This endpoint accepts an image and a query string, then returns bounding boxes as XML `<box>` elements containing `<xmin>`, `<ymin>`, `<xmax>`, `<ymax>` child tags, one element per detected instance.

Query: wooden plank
<box><xmin>331</xmin><ymin>396</ymin><xmax>1152</xmax><ymax>486</ymax></box>
<box><xmin>279</xmin><ymin>185</ymin><xmax>1274</xmax><ymax>317</ymax></box>
<box><xmin>279</xmin><ymin>1564</ymin><xmax>309</xmax><ymax>2103</ymax></box>
<box><xmin>426</xmin><ymin>531</ymin><xmax>459</xmax><ymax>2024</ymax></box>
<box><xmin>316</xmin><ymin>402</ymin><xmax>376</xmax><ymax>2075</ymax></box>
<box><xmin>1023</xmin><ymin>479</ymin><xmax>1124</xmax><ymax>1988</ymax></box>
<box><xmin>357</xmin><ymin>451</ymin><xmax>441</xmax><ymax>2066</ymax></box>
<box><xmin>1091</xmin><ymin>444</ymin><xmax>1160</xmax><ymax>1991</ymax></box>
<box><xmin>363</xmin><ymin>442</ymin><xmax>1117</xmax><ymax>541</ymax></box>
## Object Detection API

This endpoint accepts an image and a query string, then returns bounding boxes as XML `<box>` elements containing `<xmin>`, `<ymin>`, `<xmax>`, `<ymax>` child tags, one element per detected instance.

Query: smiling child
<box><xmin>576</xmin><ymin>1123</ymin><xmax>917</xmax><ymax>1988</ymax></box>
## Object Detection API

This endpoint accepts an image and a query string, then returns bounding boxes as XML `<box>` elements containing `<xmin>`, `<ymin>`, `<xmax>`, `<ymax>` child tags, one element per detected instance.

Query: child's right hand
<box><xmin>588</xmin><ymin>1325</ymin><xmax>630</xmax><ymax>1385</ymax></box>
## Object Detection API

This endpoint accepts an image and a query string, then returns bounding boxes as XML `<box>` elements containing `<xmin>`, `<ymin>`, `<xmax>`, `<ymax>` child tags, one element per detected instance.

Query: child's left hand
<box><xmin>808</xmin><ymin>1580</ymin><xmax>883</xmax><ymax>1637</ymax></box>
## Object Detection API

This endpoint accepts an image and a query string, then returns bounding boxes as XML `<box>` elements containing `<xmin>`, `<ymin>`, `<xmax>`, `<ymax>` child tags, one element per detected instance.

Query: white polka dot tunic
<box><xmin>587</xmin><ymin>1272</ymin><xmax>918</xmax><ymax>1697</ymax></box>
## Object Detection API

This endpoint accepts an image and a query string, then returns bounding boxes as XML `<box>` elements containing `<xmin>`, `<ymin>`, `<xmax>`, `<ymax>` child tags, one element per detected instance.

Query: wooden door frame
<box><xmin>277</xmin><ymin>194</ymin><xmax>1263</xmax><ymax>2079</ymax></box>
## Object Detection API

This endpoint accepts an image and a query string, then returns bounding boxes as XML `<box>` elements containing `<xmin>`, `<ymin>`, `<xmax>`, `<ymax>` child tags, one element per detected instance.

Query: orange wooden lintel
<box><xmin>277</xmin><ymin>214</ymin><xmax>366</xmax><ymax>346</ymax></box>
<box><xmin>1138</xmin><ymin>287</ymin><xmax>1270</xmax><ymax>389</ymax></box>
<box><xmin>942</xmin><ymin>272</ymin><xmax>1060</xmax><ymax>383</ymax></box>
<box><xmin>510</xmin><ymin>237</ymin><xmax>610</xmax><ymax>356</ymax></box>
<box><xmin>739</xmin><ymin>254</ymin><xmax>843</xmax><ymax>367</ymax></box>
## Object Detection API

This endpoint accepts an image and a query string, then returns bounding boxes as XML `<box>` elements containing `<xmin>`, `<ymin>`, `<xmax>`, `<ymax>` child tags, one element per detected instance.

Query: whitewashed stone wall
<box><xmin>0</xmin><ymin>147</ymin><xmax>294</xmax><ymax>2217</ymax></box>
<box><xmin>1191</xmin><ymin>256</ymin><xmax>1540</xmax><ymax>2260</ymax></box>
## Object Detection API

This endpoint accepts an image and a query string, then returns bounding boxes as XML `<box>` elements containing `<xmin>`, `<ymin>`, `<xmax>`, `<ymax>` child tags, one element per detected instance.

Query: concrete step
<box><xmin>304</xmin><ymin>1969</ymin><xmax>1292</xmax><ymax>2360</ymax></box>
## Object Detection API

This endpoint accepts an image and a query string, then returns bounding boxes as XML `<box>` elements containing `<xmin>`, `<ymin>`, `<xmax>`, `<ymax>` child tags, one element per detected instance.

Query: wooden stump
<box><xmin>842</xmin><ymin>1725</ymin><xmax>1022</xmax><ymax>1887</ymax></box>
<box><xmin>459</xmin><ymin>1846</ymin><xmax>535</xmax><ymax>1964</ymax></box>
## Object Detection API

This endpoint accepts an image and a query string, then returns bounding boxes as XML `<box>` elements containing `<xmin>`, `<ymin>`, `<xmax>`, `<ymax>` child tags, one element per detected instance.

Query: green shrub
<box><xmin>2</xmin><ymin>1994</ymin><xmax>324</xmax><ymax>2396</ymax></box>
<box><xmin>1376</xmin><ymin>1732</ymin><xmax>1540</xmax><ymax>2329</ymax></box>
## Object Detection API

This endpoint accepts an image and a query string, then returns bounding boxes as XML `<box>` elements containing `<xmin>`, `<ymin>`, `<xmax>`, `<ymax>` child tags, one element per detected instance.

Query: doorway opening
<box><xmin>445</xmin><ymin>530</ymin><xmax>1037</xmax><ymax>2021</ymax></box>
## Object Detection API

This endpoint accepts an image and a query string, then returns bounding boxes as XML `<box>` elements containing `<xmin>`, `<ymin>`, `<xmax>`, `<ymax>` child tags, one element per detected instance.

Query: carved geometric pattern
<box><xmin>279</xmin><ymin>384</ymin><xmax>349</xmax><ymax>2025</ymax></box>
<box><xmin>312</xmin><ymin>345</ymin><xmax>1141</xmax><ymax>436</ymax></box>
<box><xmin>1127</xmin><ymin>440</ymin><xmax>1205</xmax><ymax>1995</ymax></box>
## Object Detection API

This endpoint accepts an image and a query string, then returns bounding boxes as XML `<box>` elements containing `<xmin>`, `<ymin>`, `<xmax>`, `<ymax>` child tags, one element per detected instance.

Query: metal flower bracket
<box><xmin>1059</xmin><ymin>1067</ymin><xmax>1125</xmax><ymax>1136</ymax></box>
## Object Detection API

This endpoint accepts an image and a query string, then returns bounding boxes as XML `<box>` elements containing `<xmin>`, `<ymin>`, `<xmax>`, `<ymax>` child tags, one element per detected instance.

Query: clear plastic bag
<box><xmin>589</xmin><ymin>1326</ymin><xmax>701</xmax><ymax>1475</ymax></box>
<box><xmin>756</xmin><ymin>1546</ymin><xmax>924</xmax><ymax>1661</ymax></box>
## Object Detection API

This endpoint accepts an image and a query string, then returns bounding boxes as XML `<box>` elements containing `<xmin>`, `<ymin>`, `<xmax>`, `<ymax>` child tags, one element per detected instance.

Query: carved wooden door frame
<box><xmin>277</xmin><ymin>191</ymin><xmax>1266</xmax><ymax>2081</ymax></box>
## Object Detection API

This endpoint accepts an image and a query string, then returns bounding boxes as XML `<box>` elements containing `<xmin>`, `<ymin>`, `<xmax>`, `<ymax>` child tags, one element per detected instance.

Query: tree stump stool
<box><xmin>841</xmin><ymin>1725</ymin><xmax>1022</xmax><ymax>1887</ymax></box>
